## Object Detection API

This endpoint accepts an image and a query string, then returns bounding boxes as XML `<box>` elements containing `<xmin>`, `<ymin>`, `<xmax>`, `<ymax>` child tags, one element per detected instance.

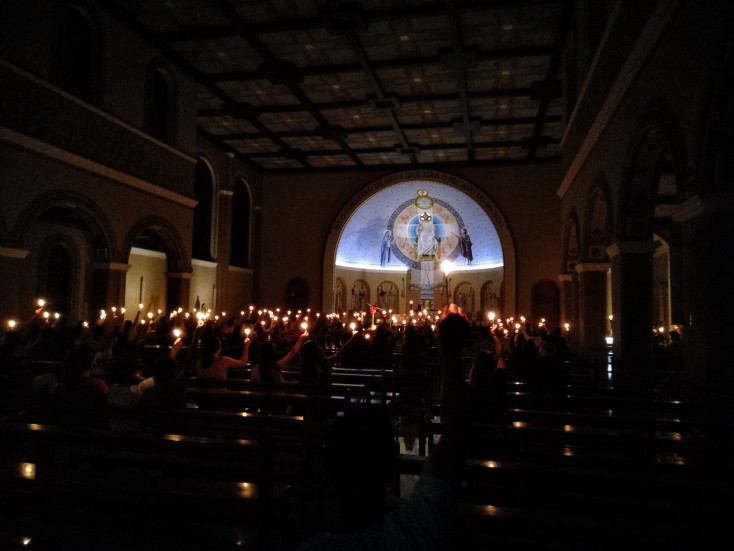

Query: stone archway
<box><xmin>122</xmin><ymin>216</ymin><xmax>191</xmax><ymax>313</ymax></box>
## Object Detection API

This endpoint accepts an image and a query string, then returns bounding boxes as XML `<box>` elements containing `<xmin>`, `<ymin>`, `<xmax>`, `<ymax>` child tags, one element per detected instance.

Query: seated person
<box><xmin>298</xmin><ymin>305</ymin><xmax>470</xmax><ymax>551</ymax></box>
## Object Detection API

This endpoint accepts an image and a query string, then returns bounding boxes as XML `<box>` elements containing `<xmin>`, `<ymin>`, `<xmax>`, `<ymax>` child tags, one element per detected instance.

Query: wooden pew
<box><xmin>419</xmin><ymin>418</ymin><xmax>703</xmax><ymax>468</ymax></box>
<box><xmin>0</xmin><ymin>421</ymin><xmax>279</xmax><ymax>550</ymax></box>
<box><xmin>397</xmin><ymin>449</ymin><xmax>713</xmax><ymax>551</ymax></box>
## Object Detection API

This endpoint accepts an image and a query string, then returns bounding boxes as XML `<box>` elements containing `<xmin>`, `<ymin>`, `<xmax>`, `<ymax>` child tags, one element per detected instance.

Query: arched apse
<box><xmin>323</xmin><ymin>170</ymin><xmax>516</xmax><ymax>317</ymax></box>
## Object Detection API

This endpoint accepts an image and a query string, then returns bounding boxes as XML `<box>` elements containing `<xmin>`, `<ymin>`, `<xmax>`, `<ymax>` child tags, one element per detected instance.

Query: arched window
<box><xmin>146</xmin><ymin>66</ymin><xmax>177</xmax><ymax>145</ymax></box>
<box><xmin>45</xmin><ymin>244</ymin><xmax>73</xmax><ymax>318</ymax></box>
<box><xmin>61</xmin><ymin>7</ymin><xmax>96</xmax><ymax>104</ymax></box>
<box><xmin>193</xmin><ymin>158</ymin><xmax>215</xmax><ymax>260</ymax></box>
<box><xmin>230</xmin><ymin>180</ymin><xmax>251</xmax><ymax>268</ymax></box>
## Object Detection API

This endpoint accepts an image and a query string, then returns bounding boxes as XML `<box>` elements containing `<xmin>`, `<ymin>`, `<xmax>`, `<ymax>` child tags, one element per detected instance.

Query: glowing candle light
<box><xmin>564</xmin><ymin>323</ymin><xmax>570</xmax><ymax>331</ymax></box>
<box><xmin>111</xmin><ymin>306</ymin><xmax>117</xmax><ymax>313</ymax></box>
<box><xmin>488</xmin><ymin>311</ymin><xmax>495</xmax><ymax>322</ymax></box>
<box><xmin>42</xmin><ymin>311</ymin><xmax>50</xmax><ymax>320</ymax></box>
<box><xmin>244</xmin><ymin>328</ymin><xmax>251</xmax><ymax>337</ymax></box>
<box><xmin>121</xmin><ymin>308</ymin><xmax>126</xmax><ymax>314</ymax></box>
<box><xmin>147</xmin><ymin>312</ymin><xmax>153</xmax><ymax>319</ymax></box>
<box><xmin>138</xmin><ymin>303</ymin><xmax>144</xmax><ymax>310</ymax></box>
<box><xmin>301</xmin><ymin>322</ymin><xmax>308</xmax><ymax>331</ymax></box>
<box><xmin>20</xmin><ymin>462</ymin><xmax>36</xmax><ymax>480</ymax></box>
<box><xmin>8</xmin><ymin>320</ymin><xmax>16</xmax><ymax>329</ymax></box>
<box><xmin>83</xmin><ymin>321</ymin><xmax>89</xmax><ymax>328</ymax></box>
<box><xmin>54</xmin><ymin>313</ymin><xmax>60</xmax><ymax>319</ymax></box>
<box><xmin>37</xmin><ymin>299</ymin><xmax>45</xmax><ymax>308</ymax></box>
<box><xmin>173</xmin><ymin>329</ymin><xmax>182</xmax><ymax>338</ymax></box>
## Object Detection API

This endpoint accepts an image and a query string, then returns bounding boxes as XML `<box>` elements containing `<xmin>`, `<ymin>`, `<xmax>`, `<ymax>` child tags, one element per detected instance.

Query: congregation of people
<box><xmin>0</xmin><ymin>299</ymin><xmax>586</xmax><ymax>430</ymax></box>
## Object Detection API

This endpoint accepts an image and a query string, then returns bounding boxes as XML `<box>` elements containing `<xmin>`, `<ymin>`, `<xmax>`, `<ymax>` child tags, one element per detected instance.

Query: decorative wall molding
<box><xmin>0</xmin><ymin>59</ymin><xmax>196</xmax><ymax>164</ymax></box>
<box><xmin>0</xmin><ymin>127</ymin><xmax>198</xmax><ymax>209</ymax></box>
<box><xmin>192</xmin><ymin>258</ymin><xmax>219</xmax><ymax>269</ymax></box>
<box><xmin>558</xmin><ymin>273</ymin><xmax>575</xmax><ymax>282</ymax></box>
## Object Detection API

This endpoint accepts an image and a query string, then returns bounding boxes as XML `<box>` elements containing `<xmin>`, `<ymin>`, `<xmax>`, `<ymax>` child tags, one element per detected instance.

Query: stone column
<box><xmin>673</xmin><ymin>193</ymin><xmax>734</xmax><ymax>441</ymax></box>
<box><xmin>574</xmin><ymin>263</ymin><xmax>609</xmax><ymax>360</ymax></box>
<box><xmin>0</xmin><ymin>246</ymin><xmax>31</xmax><ymax>321</ymax></box>
<box><xmin>606</xmin><ymin>241</ymin><xmax>657</xmax><ymax>389</ymax></box>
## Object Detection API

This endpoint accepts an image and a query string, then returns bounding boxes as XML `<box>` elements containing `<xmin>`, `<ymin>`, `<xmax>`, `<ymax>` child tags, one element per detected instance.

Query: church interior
<box><xmin>1</xmin><ymin>1</ymin><xmax>733</xmax><ymax>549</ymax></box>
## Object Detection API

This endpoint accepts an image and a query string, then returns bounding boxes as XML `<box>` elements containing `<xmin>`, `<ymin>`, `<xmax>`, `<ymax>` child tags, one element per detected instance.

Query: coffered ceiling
<box><xmin>104</xmin><ymin>0</ymin><xmax>573</xmax><ymax>171</ymax></box>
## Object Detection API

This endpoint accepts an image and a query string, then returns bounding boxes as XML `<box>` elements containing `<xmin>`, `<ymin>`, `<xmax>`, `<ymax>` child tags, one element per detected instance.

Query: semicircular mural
<box><xmin>334</xmin><ymin>180</ymin><xmax>504</xmax><ymax>317</ymax></box>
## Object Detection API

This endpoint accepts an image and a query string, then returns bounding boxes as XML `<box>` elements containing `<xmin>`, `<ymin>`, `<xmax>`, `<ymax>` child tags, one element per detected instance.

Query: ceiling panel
<box><xmin>108</xmin><ymin>0</ymin><xmax>571</xmax><ymax>171</ymax></box>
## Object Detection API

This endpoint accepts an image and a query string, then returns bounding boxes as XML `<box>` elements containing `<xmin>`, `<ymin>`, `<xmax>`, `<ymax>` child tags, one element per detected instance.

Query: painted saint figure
<box><xmin>380</xmin><ymin>230</ymin><xmax>393</xmax><ymax>267</ymax></box>
<box><xmin>457</xmin><ymin>228</ymin><xmax>473</xmax><ymax>265</ymax></box>
<box><xmin>416</xmin><ymin>218</ymin><xmax>439</xmax><ymax>258</ymax></box>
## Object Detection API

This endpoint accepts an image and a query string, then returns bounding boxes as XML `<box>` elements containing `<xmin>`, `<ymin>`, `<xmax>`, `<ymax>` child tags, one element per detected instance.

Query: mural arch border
<box><xmin>122</xmin><ymin>215</ymin><xmax>190</xmax><ymax>274</ymax></box>
<box><xmin>14</xmin><ymin>190</ymin><xmax>117</xmax><ymax>262</ymax></box>
<box><xmin>322</xmin><ymin>169</ymin><xmax>517</xmax><ymax>314</ymax></box>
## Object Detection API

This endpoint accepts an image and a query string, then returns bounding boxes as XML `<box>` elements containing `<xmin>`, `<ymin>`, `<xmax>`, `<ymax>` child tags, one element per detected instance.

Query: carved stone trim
<box><xmin>0</xmin><ymin>127</ymin><xmax>198</xmax><ymax>209</ymax></box>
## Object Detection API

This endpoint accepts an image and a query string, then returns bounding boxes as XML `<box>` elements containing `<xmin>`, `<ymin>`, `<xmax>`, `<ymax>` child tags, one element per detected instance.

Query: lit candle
<box><xmin>173</xmin><ymin>329</ymin><xmax>182</xmax><ymax>338</ymax></box>
<box><xmin>8</xmin><ymin>320</ymin><xmax>16</xmax><ymax>329</ymax></box>
<box><xmin>244</xmin><ymin>328</ymin><xmax>251</xmax><ymax>337</ymax></box>
<box><xmin>301</xmin><ymin>322</ymin><xmax>308</xmax><ymax>331</ymax></box>
<box><xmin>138</xmin><ymin>303</ymin><xmax>144</xmax><ymax>311</ymax></box>
<box><xmin>488</xmin><ymin>311</ymin><xmax>495</xmax><ymax>322</ymax></box>
<box><xmin>37</xmin><ymin>299</ymin><xmax>45</xmax><ymax>308</ymax></box>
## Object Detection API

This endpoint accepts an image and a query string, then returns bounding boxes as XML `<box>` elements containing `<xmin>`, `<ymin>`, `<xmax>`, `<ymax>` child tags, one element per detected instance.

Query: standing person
<box><xmin>297</xmin><ymin>304</ymin><xmax>470</xmax><ymax>551</ymax></box>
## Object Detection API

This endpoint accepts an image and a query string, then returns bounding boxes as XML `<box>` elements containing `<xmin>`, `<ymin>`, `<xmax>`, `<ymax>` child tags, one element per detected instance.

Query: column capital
<box><xmin>575</xmin><ymin>262</ymin><xmax>610</xmax><ymax>273</ymax></box>
<box><xmin>672</xmin><ymin>192</ymin><xmax>734</xmax><ymax>222</ymax></box>
<box><xmin>558</xmin><ymin>273</ymin><xmax>575</xmax><ymax>282</ymax></box>
<box><xmin>605</xmin><ymin>241</ymin><xmax>658</xmax><ymax>258</ymax></box>
<box><xmin>219</xmin><ymin>189</ymin><xmax>235</xmax><ymax>197</ymax></box>
<box><xmin>0</xmin><ymin>246</ymin><xmax>30</xmax><ymax>259</ymax></box>
<box><xmin>165</xmin><ymin>271</ymin><xmax>193</xmax><ymax>279</ymax></box>
<box><xmin>92</xmin><ymin>261</ymin><xmax>131</xmax><ymax>272</ymax></box>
